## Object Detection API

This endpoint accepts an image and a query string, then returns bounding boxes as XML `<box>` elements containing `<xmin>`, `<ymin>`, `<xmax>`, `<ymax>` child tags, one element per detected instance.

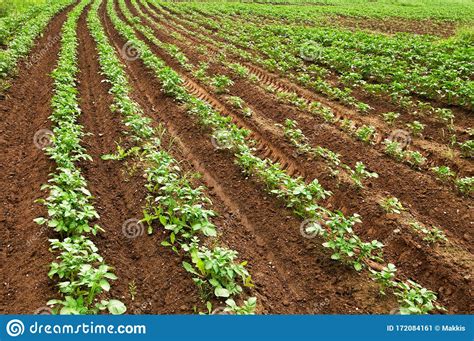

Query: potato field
<box><xmin>0</xmin><ymin>0</ymin><xmax>472</xmax><ymax>315</ymax></box>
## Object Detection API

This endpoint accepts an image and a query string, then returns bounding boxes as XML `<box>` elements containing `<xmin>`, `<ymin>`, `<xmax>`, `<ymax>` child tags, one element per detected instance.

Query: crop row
<box><xmin>163</xmin><ymin>4</ymin><xmax>473</xmax><ymax>152</ymax></box>
<box><xmin>0</xmin><ymin>0</ymin><xmax>74</xmax><ymax>86</ymax></box>
<box><xmin>88</xmin><ymin>0</ymin><xmax>258</xmax><ymax>313</ymax></box>
<box><xmin>118</xmin><ymin>0</ymin><xmax>444</xmax><ymax>314</ymax></box>
<box><xmin>151</xmin><ymin>3</ymin><xmax>472</xmax><ymax>196</ymax></box>
<box><xmin>33</xmin><ymin>0</ymin><xmax>125</xmax><ymax>315</ymax></box>
<box><xmin>133</xmin><ymin>0</ymin><xmax>379</xmax><ymax>189</ymax></box>
<box><xmin>0</xmin><ymin>2</ymin><xmax>43</xmax><ymax>46</ymax></box>
<box><xmin>142</xmin><ymin>0</ymin><xmax>453</xmax><ymax>257</ymax></box>
<box><xmin>176</xmin><ymin>1</ymin><xmax>474</xmax><ymax>22</ymax></box>
<box><xmin>177</xmin><ymin>6</ymin><xmax>464</xmax><ymax>126</ymax></box>
<box><xmin>174</xmin><ymin>2</ymin><xmax>473</xmax><ymax>110</ymax></box>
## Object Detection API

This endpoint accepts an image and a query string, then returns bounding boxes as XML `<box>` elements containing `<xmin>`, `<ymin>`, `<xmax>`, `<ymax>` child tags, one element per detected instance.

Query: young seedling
<box><xmin>424</xmin><ymin>226</ymin><xmax>448</xmax><ymax>244</ymax></box>
<box><xmin>101</xmin><ymin>144</ymin><xmax>140</xmax><ymax>161</ymax></box>
<box><xmin>341</xmin><ymin>72</ymin><xmax>363</xmax><ymax>86</ymax></box>
<box><xmin>340</xmin><ymin>118</ymin><xmax>355</xmax><ymax>133</ymax></box>
<box><xmin>430</xmin><ymin>166</ymin><xmax>455</xmax><ymax>181</ymax></box>
<box><xmin>182</xmin><ymin>238</ymin><xmax>253</xmax><ymax>299</ymax></box>
<box><xmin>355</xmin><ymin>125</ymin><xmax>376</xmax><ymax>143</ymax></box>
<box><xmin>449</xmin><ymin>133</ymin><xmax>457</xmax><ymax>146</ymax></box>
<box><xmin>382</xmin><ymin>112</ymin><xmax>400</xmax><ymax>125</ymax></box>
<box><xmin>224</xmin><ymin>297</ymin><xmax>257</xmax><ymax>315</ymax></box>
<box><xmin>128</xmin><ymin>280</ymin><xmax>137</xmax><ymax>301</ymax></box>
<box><xmin>370</xmin><ymin>263</ymin><xmax>397</xmax><ymax>295</ymax></box>
<box><xmin>192</xmin><ymin>62</ymin><xmax>209</xmax><ymax>82</ymax></box>
<box><xmin>211</xmin><ymin>75</ymin><xmax>234</xmax><ymax>94</ymax></box>
<box><xmin>203</xmin><ymin>297</ymin><xmax>257</xmax><ymax>315</ymax></box>
<box><xmin>351</xmin><ymin>161</ymin><xmax>379</xmax><ymax>188</ymax></box>
<box><xmin>394</xmin><ymin>280</ymin><xmax>445</xmax><ymax>315</ymax></box>
<box><xmin>383</xmin><ymin>139</ymin><xmax>405</xmax><ymax>161</ymax></box>
<box><xmin>196</xmin><ymin>45</ymin><xmax>208</xmax><ymax>55</ymax></box>
<box><xmin>170</xmin><ymin>31</ymin><xmax>184</xmax><ymax>42</ymax></box>
<box><xmin>242</xmin><ymin>107</ymin><xmax>253</xmax><ymax>117</ymax></box>
<box><xmin>47</xmin><ymin>237</ymin><xmax>125</xmax><ymax>315</ymax></box>
<box><xmin>433</xmin><ymin>108</ymin><xmax>454</xmax><ymax>123</ymax></box>
<box><xmin>380</xmin><ymin>197</ymin><xmax>404</xmax><ymax>214</ymax></box>
<box><xmin>409</xmin><ymin>222</ymin><xmax>447</xmax><ymax>244</ymax></box>
<box><xmin>227</xmin><ymin>63</ymin><xmax>249</xmax><ymax>78</ymax></box>
<box><xmin>406</xmin><ymin>121</ymin><xmax>425</xmax><ymax>136</ymax></box>
<box><xmin>323</xmin><ymin>212</ymin><xmax>383</xmax><ymax>271</ymax></box>
<box><xmin>455</xmin><ymin>176</ymin><xmax>473</xmax><ymax>195</ymax></box>
<box><xmin>227</xmin><ymin>95</ymin><xmax>244</xmax><ymax>109</ymax></box>
<box><xmin>320</xmin><ymin>107</ymin><xmax>336</xmax><ymax>122</ymax></box>
<box><xmin>459</xmin><ymin>140</ymin><xmax>473</xmax><ymax>158</ymax></box>
<box><xmin>405</xmin><ymin>150</ymin><xmax>426</xmax><ymax>168</ymax></box>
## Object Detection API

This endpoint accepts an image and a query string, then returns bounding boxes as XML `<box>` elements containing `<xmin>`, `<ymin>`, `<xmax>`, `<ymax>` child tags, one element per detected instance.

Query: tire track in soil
<box><xmin>134</xmin><ymin>6</ymin><xmax>303</xmax><ymax>180</ymax></box>
<box><xmin>126</xmin><ymin>1</ymin><xmax>304</xmax><ymax>178</ymax></box>
<box><xmin>75</xmin><ymin>6</ymin><xmax>199</xmax><ymax>314</ymax></box>
<box><xmin>163</xmin><ymin>5</ymin><xmax>474</xmax><ymax>130</ymax></box>
<box><xmin>147</xmin><ymin>0</ymin><xmax>472</xmax><ymax>178</ymax></box>
<box><xmin>160</xmin><ymin>5</ymin><xmax>472</xmax><ymax>162</ymax></box>
<box><xmin>104</xmin><ymin>0</ymin><xmax>396</xmax><ymax>314</ymax></box>
<box><xmin>0</xmin><ymin>5</ymin><xmax>73</xmax><ymax>314</ymax></box>
<box><xmin>142</xmin><ymin>2</ymin><xmax>473</xmax><ymax>247</ymax></box>
<box><xmin>157</xmin><ymin>4</ymin><xmax>473</xmax><ymax>167</ymax></box>
<box><xmin>129</xmin><ymin>0</ymin><xmax>473</xmax><ymax>313</ymax></box>
<box><xmin>103</xmin><ymin>1</ymin><xmax>305</xmax><ymax>314</ymax></box>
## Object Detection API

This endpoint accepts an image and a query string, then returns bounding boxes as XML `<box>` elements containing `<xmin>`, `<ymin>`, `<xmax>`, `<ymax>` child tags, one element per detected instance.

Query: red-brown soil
<box><xmin>131</xmin><ymin>0</ymin><xmax>473</xmax><ymax>313</ymax></box>
<box><xmin>0</xmin><ymin>0</ymin><xmax>472</xmax><ymax>315</ymax></box>
<box><xmin>143</xmin><ymin>0</ymin><xmax>472</xmax><ymax>246</ymax></box>
<box><xmin>161</xmin><ymin>5</ymin><xmax>474</xmax><ymax>146</ymax></box>
<box><xmin>75</xmin><ymin>6</ymin><xmax>201</xmax><ymax>314</ymax></box>
<box><xmin>0</xmin><ymin>5</ymin><xmax>71</xmax><ymax>314</ymax></box>
<box><xmin>103</xmin><ymin>0</ymin><xmax>398</xmax><ymax>314</ymax></box>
